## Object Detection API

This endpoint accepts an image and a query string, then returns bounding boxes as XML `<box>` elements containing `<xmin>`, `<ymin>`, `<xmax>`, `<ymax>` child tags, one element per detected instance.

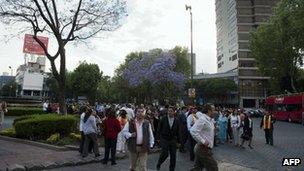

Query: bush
<box><xmin>56</xmin><ymin>137</ymin><xmax>76</xmax><ymax>146</ymax></box>
<box><xmin>69</xmin><ymin>133</ymin><xmax>81</xmax><ymax>141</ymax></box>
<box><xmin>13</xmin><ymin>115</ymin><xmax>36</xmax><ymax>126</ymax></box>
<box><xmin>0</xmin><ymin>128</ymin><xmax>16</xmax><ymax>137</ymax></box>
<box><xmin>6</xmin><ymin>107</ymin><xmax>43</xmax><ymax>116</ymax></box>
<box><xmin>14</xmin><ymin>114</ymin><xmax>78</xmax><ymax>140</ymax></box>
<box><xmin>46</xmin><ymin>133</ymin><xmax>60</xmax><ymax>144</ymax></box>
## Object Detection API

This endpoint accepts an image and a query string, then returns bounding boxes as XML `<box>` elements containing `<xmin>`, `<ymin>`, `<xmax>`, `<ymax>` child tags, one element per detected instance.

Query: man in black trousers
<box><xmin>260</xmin><ymin>109</ymin><xmax>276</xmax><ymax>146</ymax></box>
<box><xmin>156</xmin><ymin>106</ymin><xmax>180</xmax><ymax>171</ymax></box>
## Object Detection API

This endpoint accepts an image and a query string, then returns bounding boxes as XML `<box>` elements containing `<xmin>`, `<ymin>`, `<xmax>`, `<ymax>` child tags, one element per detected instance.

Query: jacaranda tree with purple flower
<box><xmin>122</xmin><ymin>50</ymin><xmax>186</xmax><ymax>103</ymax></box>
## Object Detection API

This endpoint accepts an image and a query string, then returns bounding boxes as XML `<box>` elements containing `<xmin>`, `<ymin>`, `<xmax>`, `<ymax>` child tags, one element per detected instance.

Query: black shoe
<box><xmin>248</xmin><ymin>145</ymin><xmax>253</xmax><ymax>149</ymax></box>
<box><xmin>156</xmin><ymin>164</ymin><xmax>160</xmax><ymax>170</ymax></box>
<box><xmin>240</xmin><ymin>146</ymin><xmax>245</xmax><ymax>149</ymax></box>
<box><xmin>95</xmin><ymin>154</ymin><xmax>101</xmax><ymax>157</ymax></box>
<box><xmin>111</xmin><ymin>162</ymin><xmax>117</xmax><ymax>165</ymax></box>
<box><xmin>270</xmin><ymin>143</ymin><xmax>273</xmax><ymax>146</ymax></box>
<box><xmin>265</xmin><ymin>142</ymin><xmax>269</xmax><ymax>145</ymax></box>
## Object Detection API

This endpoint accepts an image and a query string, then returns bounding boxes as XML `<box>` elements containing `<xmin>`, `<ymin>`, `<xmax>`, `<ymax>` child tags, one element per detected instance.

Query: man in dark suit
<box><xmin>177</xmin><ymin>106</ymin><xmax>188</xmax><ymax>153</ymax></box>
<box><xmin>156</xmin><ymin>106</ymin><xmax>180</xmax><ymax>171</ymax></box>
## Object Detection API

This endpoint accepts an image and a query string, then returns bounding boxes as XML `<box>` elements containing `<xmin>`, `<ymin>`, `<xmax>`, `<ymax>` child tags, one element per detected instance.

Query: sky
<box><xmin>0</xmin><ymin>0</ymin><xmax>217</xmax><ymax>77</ymax></box>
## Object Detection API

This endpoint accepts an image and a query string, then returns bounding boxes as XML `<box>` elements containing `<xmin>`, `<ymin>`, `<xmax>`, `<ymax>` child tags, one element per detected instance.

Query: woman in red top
<box><xmin>102</xmin><ymin>107</ymin><xmax>121</xmax><ymax>165</ymax></box>
<box><xmin>116</xmin><ymin>110</ymin><xmax>128</xmax><ymax>154</ymax></box>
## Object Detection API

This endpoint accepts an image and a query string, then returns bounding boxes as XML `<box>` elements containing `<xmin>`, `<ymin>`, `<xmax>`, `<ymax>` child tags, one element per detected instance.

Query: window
<box><xmin>231</xmin><ymin>54</ymin><xmax>238</xmax><ymax>61</ymax></box>
<box><xmin>217</xmin><ymin>54</ymin><xmax>223</xmax><ymax>61</ymax></box>
<box><xmin>286</xmin><ymin>104</ymin><xmax>301</xmax><ymax>112</ymax></box>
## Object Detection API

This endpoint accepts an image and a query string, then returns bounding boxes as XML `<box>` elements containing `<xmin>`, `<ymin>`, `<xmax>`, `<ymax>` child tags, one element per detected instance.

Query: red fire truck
<box><xmin>265</xmin><ymin>93</ymin><xmax>304</xmax><ymax>123</ymax></box>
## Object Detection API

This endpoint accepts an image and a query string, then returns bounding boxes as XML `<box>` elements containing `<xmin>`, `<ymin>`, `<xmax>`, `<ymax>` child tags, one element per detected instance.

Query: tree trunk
<box><xmin>57</xmin><ymin>46</ymin><xmax>67</xmax><ymax>115</ymax></box>
<box><xmin>58</xmin><ymin>80</ymin><xmax>67</xmax><ymax>115</ymax></box>
<box><xmin>290</xmin><ymin>76</ymin><xmax>297</xmax><ymax>93</ymax></box>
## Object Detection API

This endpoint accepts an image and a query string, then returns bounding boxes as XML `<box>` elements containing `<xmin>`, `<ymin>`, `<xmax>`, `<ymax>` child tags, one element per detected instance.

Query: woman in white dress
<box><xmin>230</xmin><ymin>109</ymin><xmax>241</xmax><ymax>146</ymax></box>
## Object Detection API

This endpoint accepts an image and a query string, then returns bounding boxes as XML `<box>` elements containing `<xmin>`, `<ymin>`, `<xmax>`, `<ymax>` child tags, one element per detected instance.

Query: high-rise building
<box><xmin>215</xmin><ymin>0</ymin><xmax>278</xmax><ymax>108</ymax></box>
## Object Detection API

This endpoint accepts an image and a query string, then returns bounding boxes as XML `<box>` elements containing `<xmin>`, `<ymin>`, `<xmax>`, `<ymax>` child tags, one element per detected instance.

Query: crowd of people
<box><xmin>77</xmin><ymin>102</ymin><xmax>276</xmax><ymax>171</ymax></box>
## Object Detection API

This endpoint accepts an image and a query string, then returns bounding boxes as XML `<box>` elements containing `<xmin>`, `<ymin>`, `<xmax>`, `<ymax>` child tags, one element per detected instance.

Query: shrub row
<box><xmin>6</xmin><ymin>107</ymin><xmax>43</xmax><ymax>116</ymax></box>
<box><xmin>0</xmin><ymin>128</ymin><xmax>16</xmax><ymax>137</ymax></box>
<box><xmin>14</xmin><ymin>114</ymin><xmax>78</xmax><ymax>140</ymax></box>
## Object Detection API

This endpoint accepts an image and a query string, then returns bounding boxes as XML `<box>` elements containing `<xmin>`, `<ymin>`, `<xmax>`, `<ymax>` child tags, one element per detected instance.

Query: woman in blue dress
<box><xmin>217</xmin><ymin>111</ymin><xmax>228</xmax><ymax>144</ymax></box>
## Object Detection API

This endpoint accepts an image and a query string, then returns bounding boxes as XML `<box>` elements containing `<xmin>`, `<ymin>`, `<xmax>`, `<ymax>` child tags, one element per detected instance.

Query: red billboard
<box><xmin>23</xmin><ymin>34</ymin><xmax>49</xmax><ymax>55</ymax></box>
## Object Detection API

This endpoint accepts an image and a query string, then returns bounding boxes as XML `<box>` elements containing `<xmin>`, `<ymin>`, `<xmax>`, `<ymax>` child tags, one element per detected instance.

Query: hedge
<box><xmin>6</xmin><ymin>107</ymin><xmax>43</xmax><ymax>116</ymax></box>
<box><xmin>0</xmin><ymin>128</ymin><xmax>16</xmax><ymax>137</ymax></box>
<box><xmin>14</xmin><ymin>114</ymin><xmax>78</xmax><ymax>140</ymax></box>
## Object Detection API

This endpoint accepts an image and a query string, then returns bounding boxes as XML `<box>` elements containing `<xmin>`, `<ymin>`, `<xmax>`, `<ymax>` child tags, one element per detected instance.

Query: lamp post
<box><xmin>8</xmin><ymin>66</ymin><xmax>13</xmax><ymax>76</ymax></box>
<box><xmin>186</xmin><ymin>5</ymin><xmax>195</xmax><ymax>105</ymax></box>
<box><xmin>185</xmin><ymin>5</ymin><xmax>193</xmax><ymax>87</ymax></box>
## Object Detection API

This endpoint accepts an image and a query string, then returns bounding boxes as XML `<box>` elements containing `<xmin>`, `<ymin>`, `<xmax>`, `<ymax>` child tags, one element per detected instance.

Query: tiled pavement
<box><xmin>0</xmin><ymin>118</ymin><xmax>303</xmax><ymax>171</ymax></box>
<box><xmin>213</xmin><ymin>118</ymin><xmax>304</xmax><ymax>171</ymax></box>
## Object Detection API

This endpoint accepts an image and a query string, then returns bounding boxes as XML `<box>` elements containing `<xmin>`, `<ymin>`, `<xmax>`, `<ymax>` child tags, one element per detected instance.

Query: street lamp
<box><xmin>185</xmin><ymin>5</ymin><xmax>193</xmax><ymax>87</ymax></box>
<box><xmin>186</xmin><ymin>5</ymin><xmax>195</xmax><ymax>105</ymax></box>
<box><xmin>8</xmin><ymin>66</ymin><xmax>13</xmax><ymax>76</ymax></box>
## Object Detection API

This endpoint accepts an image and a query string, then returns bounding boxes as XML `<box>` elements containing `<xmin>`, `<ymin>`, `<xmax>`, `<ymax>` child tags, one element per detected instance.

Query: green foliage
<box><xmin>69</xmin><ymin>133</ymin><xmax>81</xmax><ymax>141</ymax></box>
<box><xmin>71</xmin><ymin>61</ymin><xmax>103</xmax><ymax>104</ymax></box>
<box><xmin>188</xmin><ymin>78</ymin><xmax>237</xmax><ymax>104</ymax></box>
<box><xmin>13</xmin><ymin>115</ymin><xmax>36</xmax><ymax>126</ymax></box>
<box><xmin>170</xmin><ymin>46</ymin><xmax>191</xmax><ymax>77</ymax></box>
<box><xmin>6</xmin><ymin>107</ymin><xmax>43</xmax><ymax>116</ymax></box>
<box><xmin>46</xmin><ymin>133</ymin><xmax>60</xmax><ymax>143</ymax></box>
<box><xmin>45</xmin><ymin>71</ymin><xmax>74</xmax><ymax>101</ymax></box>
<box><xmin>0</xmin><ymin>81</ymin><xmax>18</xmax><ymax>97</ymax></box>
<box><xmin>0</xmin><ymin>128</ymin><xmax>16</xmax><ymax>137</ymax></box>
<box><xmin>45</xmin><ymin>133</ymin><xmax>80</xmax><ymax>146</ymax></box>
<box><xmin>14</xmin><ymin>114</ymin><xmax>78</xmax><ymax>140</ymax></box>
<box><xmin>250</xmin><ymin>0</ymin><xmax>304</xmax><ymax>93</ymax></box>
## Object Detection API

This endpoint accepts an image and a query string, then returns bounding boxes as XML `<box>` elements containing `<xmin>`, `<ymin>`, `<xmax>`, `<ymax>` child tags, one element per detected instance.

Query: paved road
<box><xmin>50</xmin><ymin>118</ymin><xmax>304</xmax><ymax>171</ymax></box>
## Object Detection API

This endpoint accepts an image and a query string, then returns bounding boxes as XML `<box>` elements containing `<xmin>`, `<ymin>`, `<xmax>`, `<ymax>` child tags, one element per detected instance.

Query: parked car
<box><xmin>244</xmin><ymin>108</ymin><xmax>264</xmax><ymax>117</ymax></box>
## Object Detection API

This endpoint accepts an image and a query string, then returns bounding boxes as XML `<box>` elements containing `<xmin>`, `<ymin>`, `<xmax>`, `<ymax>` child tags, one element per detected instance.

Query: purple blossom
<box><xmin>122</xmin><ymin>51</ymin><xmax>185</xmax><ymax>90</ymax></box>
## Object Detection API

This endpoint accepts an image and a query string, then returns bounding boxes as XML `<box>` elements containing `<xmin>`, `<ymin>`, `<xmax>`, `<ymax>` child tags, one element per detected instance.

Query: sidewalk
<box><xmin>0</xmin><ymin>137</ymin><xmax>260</xmax><ymax>171</ymax></box>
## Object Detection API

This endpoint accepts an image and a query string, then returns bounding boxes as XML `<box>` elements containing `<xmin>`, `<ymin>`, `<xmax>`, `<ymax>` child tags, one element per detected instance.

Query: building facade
<box><xmin>15</xmin><ymin>55</ymin><xmax>47</xmax><ymax>98</ymax></box>
<box><xmin>215</xmin><ymin>0</ymin><xmax>278</xmax><ymax>108</ymax></box>
<box><xmin>194</xmin><ymin>71</ymin><xmax>239</xmax><ymax>106</ymax></box>
<box><xmin>0</xmin><ymin>75</ymin><xmax>15</xmax><ymax>89</ymax></box>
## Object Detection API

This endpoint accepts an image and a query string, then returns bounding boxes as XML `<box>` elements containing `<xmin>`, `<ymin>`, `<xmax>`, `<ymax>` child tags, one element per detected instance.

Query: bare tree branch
<box><xmin>65</xmin><ymin>0</ymin><xmax>82</xmax><ymax>45</ymax></box>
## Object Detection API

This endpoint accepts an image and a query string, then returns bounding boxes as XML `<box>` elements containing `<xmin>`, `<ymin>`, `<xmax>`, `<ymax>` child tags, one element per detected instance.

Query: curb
<box><xmin>5</xmin><ymin>146</ymin><xmax>161</xmax><ymax>171</ymax></box>
<box><xmin>0</xmin><ymin>136</ymin><xmax>69</xmax><ymax>151</ymax></box>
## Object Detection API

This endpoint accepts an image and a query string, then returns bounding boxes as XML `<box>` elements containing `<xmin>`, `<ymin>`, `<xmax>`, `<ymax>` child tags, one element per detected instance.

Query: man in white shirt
<box><xmin>122</xmin><ymin>104</ymin><xmax>135</xmax><ymax>120</ymax></box>
<box><xmin>43</xmin><ymin>100</ymin><xmax>49</xmax><ymax>113</ymax></box>
<box><xmin>186</xmin><ymin>106</ymin><xmax>199</xmax><ymax>161</ymax></box>
<box><xmin>190</xmin><ymin>103</ymin><xmax>218</xmax><ymax>171</ymax></box>
<box><xmin>122</xmin><ymin>107</ymin><xmax>154</xmax><ymax>171</ymax></box>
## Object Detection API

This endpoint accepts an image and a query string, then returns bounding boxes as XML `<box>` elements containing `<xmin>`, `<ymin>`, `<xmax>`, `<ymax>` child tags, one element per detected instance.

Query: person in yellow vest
<box><xmin>260</xmin><ymin>110</ymin><xmax>276</xmax><ymax>146</ymax></box>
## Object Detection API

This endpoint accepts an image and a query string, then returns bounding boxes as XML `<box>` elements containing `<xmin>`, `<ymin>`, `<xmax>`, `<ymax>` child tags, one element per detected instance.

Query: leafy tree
<box><xmin>0</xmin><ymin>0</ymin><xmax>127</xmax><ymax>114</ymax></box>
<box><xmin>170</xmin><ymin>46</ymin><xmax>191</xmax><ymax>77</ymax></box>
<box><xmin>0</xmin><ymin>81</ymin><xmax>17</xmax><ymax>97</ymax></box>
<box><xmin>121</xmin><ymin>51</ymin><xmax>186</xmax><ymax>104</ymax></box>
<box><xmin>187</xmin><ymin>78</ymin><xmax>237</xmax><ymax>105</ymax></box>
<box><xmin>250</xmin><ymin>0</ymin><xmax>304</xmax><ymax>93</ymax></box>
<box><xmin>71</xmin><ymin>62</ymin><xmax>102</xmax><ymax>104</ymax></box>
<box><xmin>45</xmin><ymin>71</ymin><xmax>74</xmax><ymax>101</ymax></box>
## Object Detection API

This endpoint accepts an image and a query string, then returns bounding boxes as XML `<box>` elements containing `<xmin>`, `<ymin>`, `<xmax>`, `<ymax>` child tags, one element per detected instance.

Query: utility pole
<box><xmin>186</xmin><ymin>5</ymin><xmax>195</xmax><ymax>105</ymax></box>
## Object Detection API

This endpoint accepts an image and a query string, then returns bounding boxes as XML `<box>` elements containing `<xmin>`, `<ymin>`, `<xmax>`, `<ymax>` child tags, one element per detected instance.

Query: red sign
<box><xmin>23</xmin><ymin>34</ymin><xmax>49</xmax><ymax>55</ymax></box>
